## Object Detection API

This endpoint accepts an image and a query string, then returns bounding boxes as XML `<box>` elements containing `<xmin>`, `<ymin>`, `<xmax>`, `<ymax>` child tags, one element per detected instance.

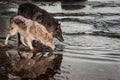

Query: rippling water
<box><xmin>0</xmin><ymin>0</ymin><xmax>120</xmax><ymax>80</ymax></box>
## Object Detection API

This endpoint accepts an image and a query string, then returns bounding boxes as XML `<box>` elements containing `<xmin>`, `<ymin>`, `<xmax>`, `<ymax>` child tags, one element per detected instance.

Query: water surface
<box><xmin>0</xmin><ymin>0</ymin><xmax>120</xmax><ymax>80</ymax></box>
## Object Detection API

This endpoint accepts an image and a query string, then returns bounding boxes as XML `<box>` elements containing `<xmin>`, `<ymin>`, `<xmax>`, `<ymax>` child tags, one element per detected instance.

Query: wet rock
<box><xmin>0</xmin><ymin>74</ymin><xmax>9</xmax><ymax>80</ymax></box>
<box><xmin>0</xmin><ymin>49</ymin><xmax>63</xmax><ymax>80</ymax></box>
<box><xmin>12</xmin><ymin>54</ymin><xmax>62</xmax><ymax>79</ymax></box>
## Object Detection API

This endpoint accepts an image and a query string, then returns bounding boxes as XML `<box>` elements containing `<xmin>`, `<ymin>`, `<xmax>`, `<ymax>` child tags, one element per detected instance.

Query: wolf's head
<box><xmin>54</xmin><ymin>23</ymin><xmax>64</xmax><ymax>42</ymax></box>
<box><xmin>44</xmin><ymin>32</ymin><xmax>55</xmax><ymax>50</ymax></box>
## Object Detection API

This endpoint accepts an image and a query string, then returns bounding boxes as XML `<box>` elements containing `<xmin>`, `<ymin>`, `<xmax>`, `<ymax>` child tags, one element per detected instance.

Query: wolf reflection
<box><xmin>5</xmin><ymin>50</ymin><xmax>63</xmax><ymax>79</ymax></box>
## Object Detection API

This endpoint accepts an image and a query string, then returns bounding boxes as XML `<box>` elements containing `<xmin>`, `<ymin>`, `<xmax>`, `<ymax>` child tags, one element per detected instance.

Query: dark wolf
<box><xmin>18</xmin><ymin>3</ymin><xmax>64</xmax><ymax>45</ymax></box>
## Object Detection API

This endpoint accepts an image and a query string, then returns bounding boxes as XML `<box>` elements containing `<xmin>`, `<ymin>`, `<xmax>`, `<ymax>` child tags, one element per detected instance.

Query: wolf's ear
<box><xmin>13</xmin><ymin>18</ymin><xmax>23</xmax><ymax>25</ymax></box>
<box><xmin>9</xmin><ymin>18</ymin><xmax>14</xmax><ymax>24</ymax></box>
<box><xmin>57</xmin><ymin>23</ymin><xmax>61</xmax><ymax>30</ymax></box>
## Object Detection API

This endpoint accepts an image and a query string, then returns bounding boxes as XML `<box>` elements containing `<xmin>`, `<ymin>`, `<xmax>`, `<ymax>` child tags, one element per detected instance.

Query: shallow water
<box><xmin>0</xmin><ymin>0</ymin><xmax>120</xmax><ymax>80</ymax></box>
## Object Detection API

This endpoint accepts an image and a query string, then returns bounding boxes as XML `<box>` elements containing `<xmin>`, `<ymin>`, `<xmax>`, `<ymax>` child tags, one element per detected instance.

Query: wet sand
<box><xmin>0</xmin><ymin>0</ymin><xmax>120</xmax><ymax>80</ymax></box>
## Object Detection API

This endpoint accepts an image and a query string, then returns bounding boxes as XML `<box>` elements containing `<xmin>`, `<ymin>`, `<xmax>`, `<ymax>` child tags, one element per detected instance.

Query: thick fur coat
<box><xmin>5</xmin><ymin>16</ymin><xmax>55</xmax><ymax>50</ymax></box>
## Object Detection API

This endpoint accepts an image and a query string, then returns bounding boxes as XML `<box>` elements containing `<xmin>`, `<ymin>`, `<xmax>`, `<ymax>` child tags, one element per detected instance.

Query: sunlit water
<box><xmin>0</xmin><ymin>0</ymin><xmax>120</xmax><ymax>80</ymax></box>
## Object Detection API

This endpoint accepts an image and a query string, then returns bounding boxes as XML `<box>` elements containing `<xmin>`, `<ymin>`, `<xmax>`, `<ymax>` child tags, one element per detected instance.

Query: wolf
<box><xmin>5</xmin><ymin>16</ymin><xmax>55</xmax><ymax>50</ymax></box>
<box><xmin>18</xmin><ymin>3</ymin><xmax>64</xmax><ymax>44</ymax></box>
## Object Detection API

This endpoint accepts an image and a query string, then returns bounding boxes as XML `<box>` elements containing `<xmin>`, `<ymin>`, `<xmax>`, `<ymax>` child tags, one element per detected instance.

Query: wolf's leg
<box><xmin>5</xmin><ymin>34</ymin><xmax>10</xmax><ymax>45</ymax></box>
<box><xmin>20</xmin><ymin>35</ymin><xmax>27</xmax><ymax>46</ymax></box>
<box><xmin>26</xmin><ymin>37</ymin><xmax>34</xmax><ymax>50</ymax></box>
<box><xmin>27</xmin><ymin>41</ymin><xmax>34</xmax><ymax>50</ymax></box>
<box><xmin>5</xmin><ymin>30</ymin><xmax>17</xmax><ymax>45</ymax></box>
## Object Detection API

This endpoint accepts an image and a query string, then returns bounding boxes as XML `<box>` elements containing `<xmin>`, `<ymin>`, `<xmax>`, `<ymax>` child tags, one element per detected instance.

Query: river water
<box><xmin>0</xmin><ymin>0</ymin><xmax>120</xmax><ymax>80</ymax></box>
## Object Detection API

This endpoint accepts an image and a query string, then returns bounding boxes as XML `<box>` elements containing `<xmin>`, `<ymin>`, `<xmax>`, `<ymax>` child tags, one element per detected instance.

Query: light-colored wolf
<box><xmin>5</xmin><ymin>16</ymin><xmax>55</xmax><ymax>50</ymax></box>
